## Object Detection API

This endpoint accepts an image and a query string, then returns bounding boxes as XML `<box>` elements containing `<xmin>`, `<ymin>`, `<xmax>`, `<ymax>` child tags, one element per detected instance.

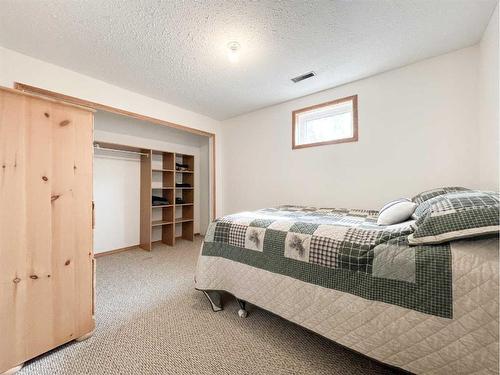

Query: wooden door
<box><xmin>0</xmin><ymin>88</ymin><xmax>95</xmax><ymax>373</ymax></box>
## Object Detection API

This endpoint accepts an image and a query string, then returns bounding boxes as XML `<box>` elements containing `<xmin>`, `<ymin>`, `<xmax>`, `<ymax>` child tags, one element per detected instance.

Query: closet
<box><xmin>94</xmin><ymin>142</ymin><xmax>195</xmax><ymax>251</ymax></box>
<box><xmin>0</xmin><ymin>87</ymin><xmax>95</xmax><ymax>374</ymax></box>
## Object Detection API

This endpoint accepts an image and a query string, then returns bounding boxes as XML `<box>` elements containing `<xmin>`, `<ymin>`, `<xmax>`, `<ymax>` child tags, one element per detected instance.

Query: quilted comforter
<box><xmin>195</xmin><ymin>206</ymin><xmax>499</xmax><ymax>374</ymax></box>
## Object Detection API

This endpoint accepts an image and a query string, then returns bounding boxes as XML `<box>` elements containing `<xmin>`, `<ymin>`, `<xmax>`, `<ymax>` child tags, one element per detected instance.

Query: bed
<box><xmin>195</xmin><ymin>204</ymin><xmax>499</xmax><ymax>374</ymax></box>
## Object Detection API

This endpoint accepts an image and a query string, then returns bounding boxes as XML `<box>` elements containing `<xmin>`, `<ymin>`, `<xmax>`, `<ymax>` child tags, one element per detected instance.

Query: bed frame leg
<box><xmin>236</xmin><ymin>298</ymin><xmax>248</xmax><ymax>318</ymax></box>
<box><xmin>202</xmin><ymin>291</ymin><xmax>223</xmax><ymax>312</ymax></box>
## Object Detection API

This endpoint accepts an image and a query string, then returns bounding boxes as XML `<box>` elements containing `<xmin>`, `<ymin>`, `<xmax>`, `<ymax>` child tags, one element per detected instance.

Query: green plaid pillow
<box><xmin>413</xmin><ymin>192</ymin><xmax>462</xmax><ymax>219</ymax></box>
<box><xmin>408</xmin><ymin>191</ymin><xmax>499</xmax><ymax>245</ymax></box>
<box><xmin>411</xmin><ymin>186</ymin><xmax>470</xmax><ymax>205</ymax></box>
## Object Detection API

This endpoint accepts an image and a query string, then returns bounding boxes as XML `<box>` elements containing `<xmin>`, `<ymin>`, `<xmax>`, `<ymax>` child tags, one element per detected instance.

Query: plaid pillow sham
<box><xmin>408</xmin><ymin>191</ymin><xmax>500</xmax><ymax>245</ymax></box>
<box><xmin>411</xmin><ymin>186</ymin><xmax>471</xmax><ymax>205</ymax></box>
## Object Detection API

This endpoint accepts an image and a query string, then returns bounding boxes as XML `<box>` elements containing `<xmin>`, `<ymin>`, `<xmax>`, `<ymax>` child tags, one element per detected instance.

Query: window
<box><xmin>292</xmin><ymin>95</ymin><xmax>358</xmax><ymax>149</ymax></box>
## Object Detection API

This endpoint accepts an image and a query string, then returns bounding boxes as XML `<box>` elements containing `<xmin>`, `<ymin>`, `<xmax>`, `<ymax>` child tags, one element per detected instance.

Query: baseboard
<box><xmin>94</xmin><ymin>244</ymin><xmax>140</xmax><ymax>258</ymax></box>
<box><xmin>95</xmin><ymin>234</ymin><xmax>203</xmax><ymax>257</ymax></box>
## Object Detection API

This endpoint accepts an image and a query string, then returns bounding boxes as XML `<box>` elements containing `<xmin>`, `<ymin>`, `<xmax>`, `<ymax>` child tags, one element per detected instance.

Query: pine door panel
<box><xmin>0</xmin><ymin>89</ymin><xmax>94</xmax><ymax>373</ymax></box>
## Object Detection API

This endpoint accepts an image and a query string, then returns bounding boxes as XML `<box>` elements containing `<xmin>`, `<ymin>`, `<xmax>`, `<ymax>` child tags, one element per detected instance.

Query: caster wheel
<box><xmin>238</xmin><ymin>309</ymin><xmax>248</xmax><ymax>318</ymax></box>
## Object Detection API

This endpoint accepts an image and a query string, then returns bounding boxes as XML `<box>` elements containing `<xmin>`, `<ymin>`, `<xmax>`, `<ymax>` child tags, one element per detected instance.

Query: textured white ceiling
<box><xmin>0</xmin><ymin>0</ymin><xmax>496</xmax><ymax>120</ymax></box>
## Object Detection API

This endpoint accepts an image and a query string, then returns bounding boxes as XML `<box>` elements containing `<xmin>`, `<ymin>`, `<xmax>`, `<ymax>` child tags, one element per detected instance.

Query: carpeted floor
<box><xmin>20</xmin><ymin>237</ymin><xmax>404</xmax><ymax>375</ymax></box>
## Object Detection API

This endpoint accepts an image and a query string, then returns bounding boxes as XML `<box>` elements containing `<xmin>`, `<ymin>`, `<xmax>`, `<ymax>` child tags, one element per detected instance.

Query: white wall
<box><xmin>0</xmin><ymin>46</ymin><xmax>224</xmax><ymax>216</ymax></box>
<box><xmin>478</xmin><ymin>4</ymin><xmax>499</xmax><ymax>191</ymax></box>
<box><xmin>93</xmin><ymin>112</ymin><xmax>209</xmax><ymax>253</ymax></box>
<box><xmin>93</xmin><ymin>151</ymin><xmax>142</xmax><ymax>253</ymax></box>
<box><xmin>221</xmin><ymin>47</ymin><xmax>481</xmax><ymax>214</ymax></box>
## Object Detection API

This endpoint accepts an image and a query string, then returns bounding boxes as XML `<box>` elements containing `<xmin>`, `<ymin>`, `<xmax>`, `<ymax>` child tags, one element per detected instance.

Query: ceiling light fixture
<box><xmin>227</xmin><ymin>41</ymin><xmax>241</xmax><ymax>63</ymax></box>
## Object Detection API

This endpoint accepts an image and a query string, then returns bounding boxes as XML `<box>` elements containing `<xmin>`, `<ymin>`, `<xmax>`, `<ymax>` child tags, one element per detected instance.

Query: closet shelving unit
<box><xmin>149</xmin><ymin>150</ymin><xmax>195</xmax><ymax>249</ymax></box>
<box><xmin>94</xmin><ymin>141</ymin><xmax>194</xmax><ymax>252</ymax></box>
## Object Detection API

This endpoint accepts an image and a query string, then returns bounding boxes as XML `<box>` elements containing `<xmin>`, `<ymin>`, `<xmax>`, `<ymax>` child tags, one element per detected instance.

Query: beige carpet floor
<box><xmin>20</xmin><ymin>237</ymin><xmax>404</xmax><ymax>375</ymax></box>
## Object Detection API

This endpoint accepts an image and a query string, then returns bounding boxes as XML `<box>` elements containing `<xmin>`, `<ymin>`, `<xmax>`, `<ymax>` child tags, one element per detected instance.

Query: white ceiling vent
<box><xmin>291</xmin><ymin>71</ymin><xmax>316</xmax><ymax>83</ymax></box>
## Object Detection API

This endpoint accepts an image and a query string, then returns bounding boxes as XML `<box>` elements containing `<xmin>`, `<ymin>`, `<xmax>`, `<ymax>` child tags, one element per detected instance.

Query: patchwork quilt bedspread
<box><xmin>195</xmin><ymin>206</ymin><xmax>499</xmax><ymax>374</ymax></box>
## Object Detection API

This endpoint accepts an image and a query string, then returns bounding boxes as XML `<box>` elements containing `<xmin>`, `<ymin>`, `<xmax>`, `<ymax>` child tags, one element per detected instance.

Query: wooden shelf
<box><xmin>152</xmin><ymin>169</ymin><xmax>175</xmax><ymax>172</ymax></box>
<box><xmin>152</xmin><ymin>187</ymin><xmax>174</xmax><ymax>189</ymax></box>
<box><xmin>152</xmin><ymin>205</ymin><xmax>174</xmax><ymax>208</ymax></box>
<box><xmin>176</xmin><ymin>203</ymin><xmax>194</xmax><ymax>206</ymax></box>
<box><xmin>175</xmin><ymin>170</ymin><xmax>194</xmax><ymax>173</ymax></box>
<box><xmin>175</xmin><ymin>218</ymin><xmax>193</xmax><ymax>223</ymax></box>
<box><xmin>152</xmin><ymin>220</ymin><xmax>173</xmax><ymax>227</ymax></box>
<box><xmin>175</xmin><ymin>187</ymin><xmax>193</xmax><ymax>190</ymax></box>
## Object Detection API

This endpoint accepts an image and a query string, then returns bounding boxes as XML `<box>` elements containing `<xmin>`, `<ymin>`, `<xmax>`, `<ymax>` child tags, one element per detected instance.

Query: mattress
<box><xmin>195</xmin><ymin>206</ymin><xmax>499</xmax><ymax>374</ymax></box>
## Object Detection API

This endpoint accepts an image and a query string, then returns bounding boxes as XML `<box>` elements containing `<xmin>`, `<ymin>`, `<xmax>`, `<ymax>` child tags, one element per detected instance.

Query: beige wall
<box><xmin>221</xmin><ymin>47</ymin><xmax>481</xmax><ymax>214</ymax></box>
<box><xmin>478</xmin><ymin>4</ymin><xmax>499</xmax><ymax>191</ymax></box>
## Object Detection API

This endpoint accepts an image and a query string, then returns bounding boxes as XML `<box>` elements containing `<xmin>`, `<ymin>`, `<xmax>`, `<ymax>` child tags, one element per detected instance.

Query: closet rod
<box><xmin>94</xmin><ymin>144</ymin><xmax>149</xmax><ymax>157</ymax></box>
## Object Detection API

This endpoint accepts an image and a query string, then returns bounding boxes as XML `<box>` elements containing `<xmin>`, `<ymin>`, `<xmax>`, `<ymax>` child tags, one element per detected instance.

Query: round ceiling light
<box><xmin>227</xmin><ymin>41</ymin><xmax>241</xmax><ymax>63</ymax></box>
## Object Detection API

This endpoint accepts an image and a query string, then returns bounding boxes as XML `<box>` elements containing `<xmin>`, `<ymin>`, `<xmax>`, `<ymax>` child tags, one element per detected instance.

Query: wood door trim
<box><xmin>14</xmin><ymin>83</ymin><xmax>213</xmax><ymax>137</ymax></box>
<box><xmin>13</xmin><ymin>82</ymin><xmax>217</xmax><ymax>221</ymax></box>
<box><xmin>291</xmin><ymin>94</ymin><xmax>358</xmax><ymax>150</ymax></box>
<box><xmin>212</xmin><ymin>135</ymin><xmax>216</xmax><ymax>221</ymax></box>
<box><xmin>0</xmin><ymin>85</ymin><xmax>95</xmax><ymax>113</ymax></box>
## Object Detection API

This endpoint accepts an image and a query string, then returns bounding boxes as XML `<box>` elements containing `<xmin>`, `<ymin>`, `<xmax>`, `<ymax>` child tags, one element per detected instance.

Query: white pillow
<box><xmin>377</xmin><ymin>198</ymin><xmax>417</xmax><ymax>226</ymax></box>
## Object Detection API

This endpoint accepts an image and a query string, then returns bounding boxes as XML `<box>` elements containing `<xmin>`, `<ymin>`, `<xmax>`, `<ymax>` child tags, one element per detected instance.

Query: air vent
<box><xmin>291</xmin><ymin>71</ymin><xmax>316</xmax><ymax>83</ymax></box>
